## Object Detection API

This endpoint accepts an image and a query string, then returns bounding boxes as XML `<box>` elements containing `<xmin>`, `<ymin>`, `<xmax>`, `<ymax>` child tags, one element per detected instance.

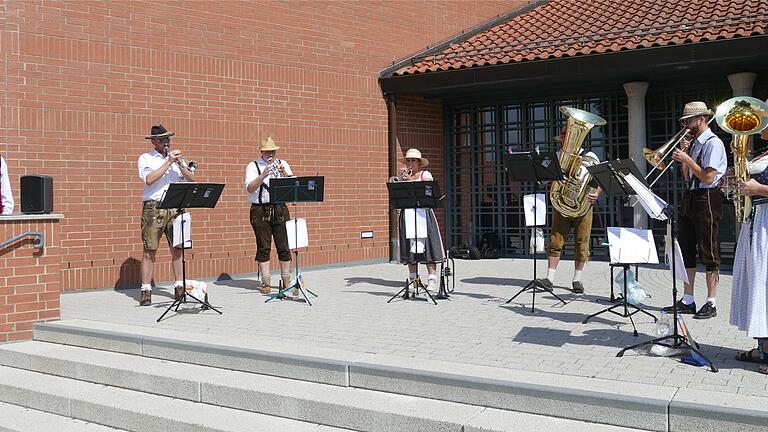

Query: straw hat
<box><xmin>145</xmin><ymin>124</ymin><xmax>175</xmax><ymax>139</ymax></box>
<box><xmin>679</xmin><ymin>101</ymin><xmax>714</xmax><ymax>121</ymax></box>
<box><xmin>259</xmin><ymin>136</ymin><xmax>280</xmax><ymax>151</ymax></box>
<box><xmin>398</xmin><ymin>148</ymin><xmax>429</xmax><ymax>167</ymax></box>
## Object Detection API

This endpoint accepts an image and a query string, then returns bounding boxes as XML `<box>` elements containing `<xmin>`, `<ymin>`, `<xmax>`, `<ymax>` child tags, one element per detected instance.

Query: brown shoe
<box><xmin>139</xmin><ymin>290</ymin><xmax>151</xmax><ymax>306</ymax></box>
<box><xmin>260</xmin><ymin>281</ymin><xmax>271</xmax><ymax>294</ymax></box>
<box><xmin>174</xmin><ymin>285</ymin><xmax>184</xmax><ymax>300</ymax></box>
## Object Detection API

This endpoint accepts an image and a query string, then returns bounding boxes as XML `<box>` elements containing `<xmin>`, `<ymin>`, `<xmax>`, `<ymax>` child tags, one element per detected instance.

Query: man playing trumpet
<box><xmin>664</xmin><ymin>101</ymin><xmax>727</xmax><ymax>319</ymax></box>
<box><xmin>244</xmin><ymin>136</ymin><xmax>296</xmax><ymax>297</ymax></box>
<box><xmin>137</xmin><ymin>125</ymin><xmax>197</xmax><ymax>306</ymax></box>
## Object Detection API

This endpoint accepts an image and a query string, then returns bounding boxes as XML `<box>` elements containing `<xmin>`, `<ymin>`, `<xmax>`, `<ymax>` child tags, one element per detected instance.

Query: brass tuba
<box><xmin>715</xmin><ymin>96</ymin><xmax>768</xmax><ymax>223</ymax></box>
<box><xmin>550</xmin><ymin>106</ymin><xmax>607</xmax><ymax>218</ymax></box>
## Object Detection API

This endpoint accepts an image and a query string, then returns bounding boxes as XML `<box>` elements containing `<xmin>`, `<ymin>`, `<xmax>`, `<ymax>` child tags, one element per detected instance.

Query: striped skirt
<box><xmin>398</xmin><ymin>208</ymin><xmax>445</xmax><ymax>264</ymax></box>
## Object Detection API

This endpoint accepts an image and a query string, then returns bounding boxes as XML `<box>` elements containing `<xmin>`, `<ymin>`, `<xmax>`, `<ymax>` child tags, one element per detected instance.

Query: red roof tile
<box><xmin>394</xmin><ymin>0</ymin><xmax>768</xmax><ymax>76</ymax></box>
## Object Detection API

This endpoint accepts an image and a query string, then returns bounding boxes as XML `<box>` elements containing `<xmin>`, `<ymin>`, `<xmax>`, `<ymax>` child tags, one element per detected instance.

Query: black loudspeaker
<box><xmin>20</xmin><ymin>175</ymin><xmax>53</xmax><ymax>214</ymax></box>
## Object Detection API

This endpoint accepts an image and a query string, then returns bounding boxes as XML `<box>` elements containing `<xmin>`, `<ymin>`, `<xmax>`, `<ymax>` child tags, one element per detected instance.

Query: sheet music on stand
<box><xmin>606</xmin><ymin>227</ymin><xmax>659</xmax><ymax>264</ymax></box>
<box><xmin>523</xmin><ymin>193</ymin><xmax>546</xmax><ymax>227</ymax></box>
<box><xmin>622</xmin><ymin>173</ymin><xmax>667</xmax><ymax>221</ymax></box>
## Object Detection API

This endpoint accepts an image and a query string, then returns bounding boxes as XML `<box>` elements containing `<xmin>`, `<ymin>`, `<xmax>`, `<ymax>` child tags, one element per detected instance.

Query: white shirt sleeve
<box><xmin>138</xmin><ymin>153</ymin><xmax>153</xmax><ymax>185</ymax></box>
<box><xmin>244</xmin><ymin>161</ymin><xmax>259</xmax><ymax>191</ymax></box>
<box><xmin>0</xmin><ymin>156</ymin><xmax>14</xmax><ymax>214</ymax></box>
<box><xmin>421</xmin><ymin>170</ymin><xmax>434</xmax><ymax>181</ymax></box>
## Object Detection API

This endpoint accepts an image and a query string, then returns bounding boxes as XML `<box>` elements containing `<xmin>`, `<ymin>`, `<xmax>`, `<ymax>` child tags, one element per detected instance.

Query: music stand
<box><xmin>156</xmin><ymin>182</ymin><xmax>224</xmax><ymax>322</ymax></box>
<box><xmin>587</xmin><ymin>159</ymin><xmax>645</xmax><ymax>304</ymax></box>
<box><xmin>265</xmin><ymin>176</ymin><xmax>324</xmax><ymax>306</ymax></box>
<box><xmin>601</xmin><ymin>164</ymin><xmax>718</xmax><ymax>372</ymax></box>
<box><xmin>503</xmin><ymin>151</ymin><xmax>566</xmax><ymax>312</ymax></box>
<box><xmin>386</xmin><ymin>180</ymin><xmax>441</xmax><ymax>305</ymax></box>
<box><xmin>581</xmin><ymin>227</ymin><xmax>658</xmax><ymax>336</ymax></box>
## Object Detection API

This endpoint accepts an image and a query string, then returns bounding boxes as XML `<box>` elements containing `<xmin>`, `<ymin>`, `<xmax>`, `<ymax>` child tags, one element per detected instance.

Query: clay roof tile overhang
<box><xmin>380</xmin><ymin>0</ymin><xmax>768</xmax><ymax>97</ymax></box>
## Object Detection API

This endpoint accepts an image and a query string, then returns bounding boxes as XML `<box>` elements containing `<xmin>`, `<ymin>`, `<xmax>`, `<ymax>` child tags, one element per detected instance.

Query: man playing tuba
<box><xmin>536</xmin><ymin>126</ymin><xmax>602</xmax><ymax>294</ymax></box>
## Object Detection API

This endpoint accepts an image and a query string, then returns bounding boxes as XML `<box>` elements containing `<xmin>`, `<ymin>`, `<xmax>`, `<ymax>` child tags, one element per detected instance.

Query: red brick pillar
<box><xmin>0</xmin><ymin>215</ymin><xmax>63</xmax><ymax>342</ymax></box>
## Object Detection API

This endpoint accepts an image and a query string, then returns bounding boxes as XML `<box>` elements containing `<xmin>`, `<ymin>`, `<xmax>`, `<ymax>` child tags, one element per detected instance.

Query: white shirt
<box><xmin>0</xmin><ymin>156</ymin><xmax>14</xmax><ymax>214</ymax></box>
<box><xmin>688</xmin><ymin>128</ymin><xmax>727</xmax><ymax>190</ymax></box>
<box><xmin>244</xmin><ymin>158</ymin><xmax>293</xmax><ymax>204</ymax></box>
<box><xmin>138</xmin><ymin>149</ymin><xmax>185</xmax><ymax>201</ymax></box>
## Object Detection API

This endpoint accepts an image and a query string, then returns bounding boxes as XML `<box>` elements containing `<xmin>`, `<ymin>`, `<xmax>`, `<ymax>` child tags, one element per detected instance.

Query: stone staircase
<box><xmin>0</xmin><ymin>319</ymin><xmax>764</xmax><ymax>432</ymax></box>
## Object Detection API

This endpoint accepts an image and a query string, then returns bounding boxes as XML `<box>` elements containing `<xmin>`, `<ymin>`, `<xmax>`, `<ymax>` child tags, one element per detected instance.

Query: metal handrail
<box><xmin>0</xmin><ymin>232</ymin><xmax>45</xmax><ymax>251</ymax></box>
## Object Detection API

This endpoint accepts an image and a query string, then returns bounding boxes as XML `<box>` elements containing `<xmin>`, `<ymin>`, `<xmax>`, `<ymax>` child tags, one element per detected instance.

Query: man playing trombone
<box><xmin>137</xmin><ymin>125</ymin><xmax>197</xmax><ymax>306</ymax></box>
<box><xmin>663</xmin><ymin>101</ymin><xmax>727</xmax><ymax>319</ymax></box>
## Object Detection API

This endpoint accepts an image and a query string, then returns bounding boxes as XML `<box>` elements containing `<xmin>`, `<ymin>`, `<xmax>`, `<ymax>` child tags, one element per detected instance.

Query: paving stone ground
<box><xmin>60</xmin><ymin>258</ymin><xmax>768</xmax><ymax>397</ymax></box>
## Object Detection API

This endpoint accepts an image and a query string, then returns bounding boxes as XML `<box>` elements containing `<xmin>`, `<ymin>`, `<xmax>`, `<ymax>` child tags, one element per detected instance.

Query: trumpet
<box><xmin>177</xmin><ymin>158</ymin><xmax>197</xmax><ymax>172</ymax></box>
<box><xmin>267</xmin><ymin>157</ymin><xmax>285</xmax><ymax>178</ymax></box>
<box><xmin>388</xmin><ymin>167</ymin><xmax>412</xmax><ymax>182</ymax></box>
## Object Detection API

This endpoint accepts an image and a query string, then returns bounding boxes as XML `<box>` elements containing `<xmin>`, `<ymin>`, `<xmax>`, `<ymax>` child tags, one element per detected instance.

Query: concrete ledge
<box><xmin>0</xmin><ymin>401</ymin><xmax>126</xmax><ymax>432</ymax></box>
<box><xmin>0</xmin><ymin>214</ymin><xmax>64</xmax><ymax>221</ymax></box>
<box><xmin>142</xmin><ymin>337</ymin><xmax>348</xmax><ymax>386</ymax></box>
<box><xmin>0</xmin><ymin>366</ymin><xmax>349</xmax><ymax>432</ymax></box>
<box><xmin>350</xmin><ymin>359</ymin><xmax>672</xmax><ymax>432</ymax></box>
<box><xmin>34</xmin><ymin>322</ymin><xmax>143</xmax><ymax>355</ymax></box>
<box><xmin>30</xmin><ymin>320</ymin><xmax>768</xmax><ymax>432</ymax></box>
<box><xmin>669</xmin><ymin>388</ymin><xmax>768</xmax><ymax>432</ymax></box>
<box><xmin>465</xmin><ymin>407</ymin><xmax>645</xmax><ymax>432</ymax></box>
<box><xmin>35</xmin><ymin>320</ymin><xmax>350</xmax><ymax>386</ymax></box>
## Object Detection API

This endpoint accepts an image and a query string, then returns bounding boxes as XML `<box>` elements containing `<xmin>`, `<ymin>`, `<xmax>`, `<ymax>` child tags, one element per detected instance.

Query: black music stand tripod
<box><xmin>582</xmin><ymin>160</ymin><xmax>657</xmax><ymax>336</ymax></box>
<box><xmin>265</xmin><ymin>176</ymin><xmax>324</xmax><ymax>306</ymax></box>
<box><xmin>607</xmin><ymin>165</ymin><xmax>718</xmax><ymax>372</ymax></box>
<box><xmin>386</xmin><ymin>180</ymin><xmax>441</xmax><ymax>305</ymax></box>
<box><xmin>503</xmin><ymin>151</ymin><xmax>566</xmax><ymax>312</ymax></box>
<box><xmin>157</xmin><ymin>183</ymin><xmax>225</xmax><ymax>322</ymax></box>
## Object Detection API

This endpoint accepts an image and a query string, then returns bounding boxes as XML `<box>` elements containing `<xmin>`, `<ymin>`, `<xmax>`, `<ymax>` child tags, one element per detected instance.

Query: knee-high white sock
<box><xmin>546</xmin><ymin>268</ymin><xmax>556</xmax><ymax>281</ymax></box>
<box><xmin>573</xmin><ymin>270</ymin><xmax>582</xmax><ymax>282</ymax></box>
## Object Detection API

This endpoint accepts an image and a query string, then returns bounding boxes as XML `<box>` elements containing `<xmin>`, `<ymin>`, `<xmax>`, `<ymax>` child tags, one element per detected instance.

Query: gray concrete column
<box><xmin>623</xmin><ymin>81</ymin><xmax>650</xmax><ymax>229</ymax></box>
<box><xmin>727</xmin><ymin>72</ymin><xmax>757</xmax><ymax>97</ymax></box>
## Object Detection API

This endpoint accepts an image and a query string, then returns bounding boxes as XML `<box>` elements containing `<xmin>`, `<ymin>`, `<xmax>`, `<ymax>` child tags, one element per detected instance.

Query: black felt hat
<box><xmin>145</xmin><ymin>125</ymin><xmax>175</xmax><ymax>139</ymax></box>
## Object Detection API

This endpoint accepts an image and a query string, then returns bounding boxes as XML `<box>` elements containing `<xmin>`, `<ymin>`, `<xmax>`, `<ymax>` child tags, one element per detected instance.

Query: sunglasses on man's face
<box><xmin>156</xmin><ymin>138</ymin><xmax>171</xmax><ymax>144</ymax></box>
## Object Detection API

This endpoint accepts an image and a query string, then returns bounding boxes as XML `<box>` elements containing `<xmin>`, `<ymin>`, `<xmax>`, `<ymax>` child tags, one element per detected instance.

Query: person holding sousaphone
<box><xmin>727</xmin><ymin>97</ymin><xmax>768</xmax><ymax>374</ymax></box>
<box><xmin>394</xmin><ymin>148</ymin><xmax>445</xmax><ymax>296</ymax></box>
<box><xmin>536</xmin><ymin>108</ymin><xmax>604</xmax><ymax>295</ymax></box>
<box><xmin>662</xmin><ymin>101</ymin><xmax>727</xmax><ymax>319</ymax></box>
<box><xmin>244</xmin><ymin>136</ymin><xmax>296</xmax><ymax>297</ymax></box>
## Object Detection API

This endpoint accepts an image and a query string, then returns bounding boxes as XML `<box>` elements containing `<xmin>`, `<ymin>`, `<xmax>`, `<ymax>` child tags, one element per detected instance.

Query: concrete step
<box><xmin>0</xmin><ymin>354</ymin><xmax>634</xmax><ymax>432</ymax></box>
<box><xmin>0</xmin><ymin>401</ymin><xmax>127</xmax><ymax>432</ymax></box>
<box><xmin>0</xmin><ymin>341</ymin><xmax>644</xmax><ymax>432</ymax></box>
<box><xmin>0</xmin><ymin>366</ymin><xmax>352</xmax><ymax>432</ymax></box>
<box><xmin>0</xmin><ymin>340</ymin><xmax>479</xmax><ymax>431</ymax></box>
<box><xmin>30</xmin><ymin>319</ymin><xmax>768</xmax><ymax>432</ymax></box>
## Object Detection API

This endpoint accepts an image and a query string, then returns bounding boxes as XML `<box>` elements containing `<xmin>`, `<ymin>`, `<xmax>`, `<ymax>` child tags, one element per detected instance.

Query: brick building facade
<box><xmin>0</xmin><ymin>0</ymin><xmax>518</xmax><ymax>292</ymax></box>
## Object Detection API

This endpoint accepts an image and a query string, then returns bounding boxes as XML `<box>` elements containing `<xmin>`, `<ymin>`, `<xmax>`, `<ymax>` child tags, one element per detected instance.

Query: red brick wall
<box><xmin>0</xmin><ymin>218</ymin><xmax>62</xmax><ymax>342</ymax></box>
<box><xmin>395</xmin><ymin>94</ymin><xmax>446</xmax><ymax>228</ymax></box>
<box><xmin>1</xmin><ymin>1</ymin><xmax>520</xmax><ymax>291</ymax></box>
